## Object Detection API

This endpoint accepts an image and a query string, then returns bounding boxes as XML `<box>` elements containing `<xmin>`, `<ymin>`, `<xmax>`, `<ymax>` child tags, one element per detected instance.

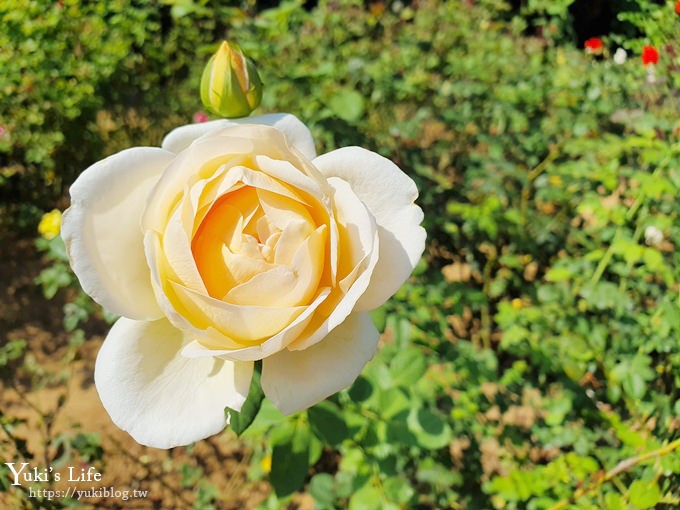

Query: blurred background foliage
<box><xmin>1</xmin><ymin>0</ymin><xmax>679</xmax><ymax>509</ymax></box>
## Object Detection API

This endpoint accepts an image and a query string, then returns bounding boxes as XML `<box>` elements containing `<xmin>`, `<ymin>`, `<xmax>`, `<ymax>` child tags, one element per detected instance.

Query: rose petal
<box><xmin>254</xmin><ymin>155</ymin><xmax>329</xmax><ymax>200</ymax></box>
<box><xmin>313</xmin><ymin>147</ymin><xmax>426</xmax><ymax>310</ymax></box>
<box><xmin>162</xmin><ymin>202</ymin><xmax>206</xmax><ymax>293</ymax></box>
<box><xmin>143</xmin><ymin>136</ymin><xmax>257</xmax><ymax>234</ymax></box>
<box><xmin>95</xmin><ymin>317</ymin><xmax>252</xmax><ymax>448</ymax></box>
<box><xmin>62</xmin><ymin>148</ymin><xmax>174</xmax><ymax>320</ymax></box>
<box><xmin>226</xmin><ymin>225</ymin><xmax>326</xmax><ymax>307</ymax></box>
<box><xmin>261</xmin><ymin>312</ymin><xmax>379</xmax><ymax>415</ymax></box>
<box><xmin>256</xmin><ymin>188</ymin><xmax>315</xmax><ymax>232</ymax></box>
<box><xmin>162</xmin><ymin>113</ymin><xmax>316</xmax><ymax>160</ymax></box>
<box><xmin>288</xmin><ymin>177</ymin><xmax>378</xmax><ymax>350</ymax></box>
<box><xmin>181</xmin><ymin>287</ymin><xmax>331</xmax><ymax>362</ymax></box>
<box><xmin>144</xmin><ymin>137</ymin><xmax>309</xmax><ymax>236</ymax></box>
<box><xmin>170</xmin><ymin>280</ymin><xmax>307</xmax><ymax>341</ymax></box>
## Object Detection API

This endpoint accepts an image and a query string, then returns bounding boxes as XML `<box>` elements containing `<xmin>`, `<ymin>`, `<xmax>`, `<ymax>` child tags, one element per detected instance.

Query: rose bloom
<box><xmin>676</xmin><ymin>1</ymin><xmax>680</xmax><ymax>15</ymax></box>
<box><xmin>642</xmin><ymin>46</ymin><xmax>659</xmax><ymax>66</ymax></box>
<box><xmin>62</xmin><ymin>114</ymin><xmax>425</xmax><ymax>448</ymax></box>
<box><xmin>584</xmin><ymin>37</ymin><xmax>604</xmax><ymax>54</ymax></box>
<box><xmin>613</xmin><ymin>47</ymin><xmax>627</xmax><ymax>65</ymax></box>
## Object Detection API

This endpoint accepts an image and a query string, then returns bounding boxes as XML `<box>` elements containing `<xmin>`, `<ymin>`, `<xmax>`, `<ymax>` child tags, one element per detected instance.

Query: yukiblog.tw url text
<box><xmin>29</xmin><ymin>486</ymin><xmax>148</xmax><ymax>501</ymax></box>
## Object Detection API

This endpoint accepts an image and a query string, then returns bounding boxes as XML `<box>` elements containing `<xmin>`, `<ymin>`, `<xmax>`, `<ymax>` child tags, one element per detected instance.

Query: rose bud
<box><xmin>200</xmin><ymin>41</ymin><xmax>263</xmax><ymax>118</ymax></box>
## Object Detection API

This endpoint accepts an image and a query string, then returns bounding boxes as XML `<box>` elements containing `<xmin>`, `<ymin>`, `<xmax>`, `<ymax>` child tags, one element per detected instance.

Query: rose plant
<box><xmin>61</xmin><ymin>113</ymin><xmax>425</xmax><ymax>449</ymax></box>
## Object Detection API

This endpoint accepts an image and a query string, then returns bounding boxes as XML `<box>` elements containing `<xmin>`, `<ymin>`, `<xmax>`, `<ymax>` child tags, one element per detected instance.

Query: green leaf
<box><xmin>309</xmin><ymin>433</ymin><xmax>324</xmax><ymax>465</ymax></box>
<box><xmin>339</xmin><ymin>447</ymin><xmax>371</xmax><ymax>475</ymax></box>
<box><xmin>348</xmin><ymin>376</ymin><xmax>373</xmax><ymax>403</ymax></box>
<box><xmin>389</xmin><ymin>348</ymin><xmax>427</xmax><ymax>388</ymax></box>
<box><xmin>308</xmin><ymin>401</ymin><xmax>349</xmax><ymax>446</ymax></box>
<box><xmin>370</xmin><ymin>307</ymin><xmax>387</xmax><ymax>332</ymax></box>
<box><xmin>383</xmin><ymin>476</ymin><xmax>414</xmax><ymax>504</ymax></box>
<box><xmin>335</xmin><ymin>471</ymin><xmax>355</xmax><ymax>499</ymax></box>
<box><xmin>309</xmin><ymin>473</ymin><xmax>335</xmax><ymax>508</ymax></box>
<box><xmin>407</xmin><ymin>407</ymin><xmax>452</xmax><ymax>450</ymax></box>
<box><xmin>348</xmin><ymin>483</ymin><xmax>382</xmax><ymax>510</ymax></box>
<box><xmin>240</xmin><ymin>399</ymin><xmax>285</xmax><ymax>438</ymax></box>
<box><xmin>329</xmin><ymin>89</ymin><xmax>365</xmax><ymax>123</ymax></box>
<box><xmin>642</xmin><ymin>247</ymin><xmax>663</xmax><ymax>271</ymax></box>
<box><xmin>392</xmin><ymin>317</ymin><xmax>412</xmax><ymax>348</ymax></box>
<box><xmin>629</xmin><ymin>479</ymin><xmax>661</xmax><ymax>509</ymax></box>
<box><xmin>226</xmin><ymin>364</ymin><xmax>263</xmax><ymax>436</ymax></box>
<box><xmin>622</xmin><ymin>372</ymin><xmax>646</xmax><ymax>400</ymax></box>
<box><xmin>416</xmin><ymin>457</ymin><xmax>461</xmax><ymax>487</ymax></box>
<box><xmin>376</xmin><ymin>388</ymin><xmax>411</xmax><ymax>419</ymax></box>
<box><xmin>543</xmin><ymin>392</ymin><xmax>573</xmax><ymax>426</ymax></box>
<box><xmin>605</xmin><ymin>492</ymin><xmax>624</xmax><ymax>510</ymax></box>
<box><xmin>386</xmin><ymin>411</ymin><xmax>418</xmax><ymax>447</ymax></box>
<box><xmin>270</xmin><ymin>421</ymin><xmax>311</xmax><ymax>498</ymax></box>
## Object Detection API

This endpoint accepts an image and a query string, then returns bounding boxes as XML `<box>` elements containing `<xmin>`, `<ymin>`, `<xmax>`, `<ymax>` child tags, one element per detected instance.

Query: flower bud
<box><xmin>200</xmin><ymin>41</ymin><xmax>262</xmax><ymax>118</ymax></box>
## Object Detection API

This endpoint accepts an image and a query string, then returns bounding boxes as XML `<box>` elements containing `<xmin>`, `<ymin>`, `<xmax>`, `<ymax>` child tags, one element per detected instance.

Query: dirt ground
<box><xmin>0</xmin><ymin>238</ymin><xmax>276</xmax><ymax>509</ymax></box>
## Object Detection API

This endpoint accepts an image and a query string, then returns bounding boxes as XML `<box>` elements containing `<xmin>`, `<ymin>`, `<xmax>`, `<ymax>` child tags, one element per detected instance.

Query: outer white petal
<box><xmin>261</xmin><ymin>312</ymin><xmax>379</xmax><ymax>415</ymax></box>
<box><xmin>95</xmin><ymin>317</ymin><xmax>253</xmax><ymax>449</ymax></box>
<box><xmin>62</xmin><ymin>148</ymin><xmax>174</xmax><ymax>320</ymax></box>
<box><xmin>161</xmin><ymin>113</ymin><xmax>316</xmax><ymax>160</ymax></box>
<box><xmin>313</xmin><ymin>147</ymin><xmax>426</xmax><ymax>310</ymax></box>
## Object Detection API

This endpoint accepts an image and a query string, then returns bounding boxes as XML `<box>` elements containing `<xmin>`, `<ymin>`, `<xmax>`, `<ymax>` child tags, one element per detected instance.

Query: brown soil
<box><xmin>0</xmin><ymin>239</ymin><xmax>272</xmax><ymax>509</ymax></box>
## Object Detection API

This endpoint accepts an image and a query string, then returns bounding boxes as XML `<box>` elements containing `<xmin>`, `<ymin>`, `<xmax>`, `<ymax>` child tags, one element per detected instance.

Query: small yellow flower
<box><xmin>511</xmin><ymin>298</ymin><xmax>523</xmax><ymax>310</ymax></box>
<box><xmin>260</xmin><ymin>454</ymin><xmax>272</xmax><ymax>473</ymax></box>
<box><xmin>548</xmin><ymin>175</ymin><xmax>563</xmax><ymax>186</ymax></box>
<box><xmin>38</xmin><ymin>209</ymin><xmax>62</xmax><ymax>240</ymax></box>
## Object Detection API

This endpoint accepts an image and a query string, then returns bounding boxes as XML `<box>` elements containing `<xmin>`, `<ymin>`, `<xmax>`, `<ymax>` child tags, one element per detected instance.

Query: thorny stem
<box><xmin>548</xmin><ymin>438</ymin><xmax>680</xmax><ymax>510</ymax></box>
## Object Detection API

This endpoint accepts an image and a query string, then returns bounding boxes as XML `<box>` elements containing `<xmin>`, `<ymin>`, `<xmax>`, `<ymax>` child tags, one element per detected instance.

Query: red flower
<box><xmin>584</xmin><ymin>37</ymin><xmax>604</xmax><ymax>54</ymax></box>
<box><xmin>642</xmin><ymin>46</ymin><xmax>659</xmax><ymax>66</ymax></box>
<box><xmin>676</xmin><ymin>1</ymin><xmax>680</xmax><ymax>15</ymax></box>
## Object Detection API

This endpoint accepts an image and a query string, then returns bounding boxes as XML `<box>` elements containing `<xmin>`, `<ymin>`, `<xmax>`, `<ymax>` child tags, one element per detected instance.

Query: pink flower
<box><xmin>192</xmin><ymin>111</ymin><xmax>209</xmax><ymax>123</ymax></box>
<box><xmin>584</xmin><ymin>37</ymin><xmax>604</xmax><ymax>54</ymax></box>
<box><xmin>641</xmin><ymin>46</ymin><xmax>659</xmax><ymax>66</ymax></box>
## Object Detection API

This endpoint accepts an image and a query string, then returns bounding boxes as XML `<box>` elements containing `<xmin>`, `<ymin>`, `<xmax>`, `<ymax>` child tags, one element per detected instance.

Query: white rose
<box><xmin>62</xmin><ymin>114</ymin><xmax>425</xmax><ymax>448</ymax></box>
<box><xmin>613</xmin><ymin>47</ymin><xmax>627</xmax><ymax>65</ymax></box>
<box><xmin>644</xmin><ymin>225</ymin><xmax>663</xmax><ymax>246</ymax></box>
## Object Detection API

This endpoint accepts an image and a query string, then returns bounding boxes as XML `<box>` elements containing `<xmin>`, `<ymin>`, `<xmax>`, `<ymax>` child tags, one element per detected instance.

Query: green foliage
<box><xmin>269</xmin><ymin>418</ymin><xmax>312</xmax><ymax>498</ymax></box>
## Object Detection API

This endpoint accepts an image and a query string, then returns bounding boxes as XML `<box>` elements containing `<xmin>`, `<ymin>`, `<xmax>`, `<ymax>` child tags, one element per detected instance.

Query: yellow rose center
<box><xmin>191</xmin><ymin>181</ymin><xmax>327</xmax><ymax>309</ymax></box>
